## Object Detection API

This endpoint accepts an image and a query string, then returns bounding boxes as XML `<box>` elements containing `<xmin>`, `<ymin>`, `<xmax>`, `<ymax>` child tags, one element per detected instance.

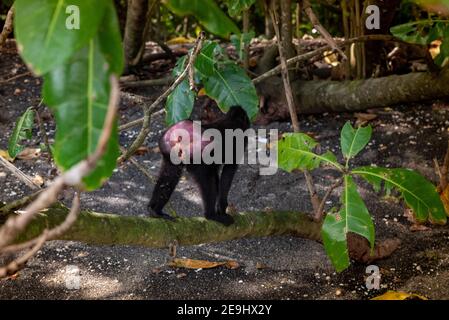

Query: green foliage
<box><xmin>8</xmin><ymin>107</ymin><xmax>35</xmax><ymax>159</ymax></box>
<box><xmin>340</xmin><ymin>121</ymin><xmax>372</xmax><ymax>166</ymax></box>
<box><xmin>165</xmin><ymin>41</ymin><xmax>259</xmax><ymax>126</ymax></box>
<box><xmin>391</xmin><ymin>20</ymin><xmax>449</xmax><ymax>66</ymax></box>
<box><xmin>277</xmin><ymin>133</ymin><xmax>340</xmax><ymax>172</ymax></box>
<box><xmin>223</xmin><ymin>0</ymin><xmax>256</xmax><ymax>17</ymax></box>
<box><xmin>14</xmin><ymin>0</ymin><xmax>108</xmax><ymax>75</ymax></box>
<box><xmin>230</xmin><ymin>32</ymin><xmax>255</xmax><ymax>62</ymax></box>
<box><xmin>322</xmin><ymin>175</ymin><xmax>375</xmax><ymax>272</ymax></box>
<box><xmin>43</xmin><ymin>38</ymin><xmax>120</xmax><ymax>190</ymax></box>
<box><xmin>203</xmin><ymin>62</ymin><xmax>258</xmax><ymax>120</ymax></box>
<box><xmin>278</xmin><ymin>122</ymin><xmax>445</xmax><ymax>271</ymax></box>
<box><xmin>165</xmin><ymin>0</ymin><xmax>240</xmax><ymax>38</ymax></box>
<box><xmin>166</xmin><ymin>80</ymin><xmax>195</xmax><ymax>125</ymax></box>
<box><xmin>14</xmin><ymin>0</ymin><xmax>123</xmax><ymax>190</ymax></box>
<box><xmin>353</xmin><ymin>167</ymin><xmax>447</xmax><ymax>225</ymax></box>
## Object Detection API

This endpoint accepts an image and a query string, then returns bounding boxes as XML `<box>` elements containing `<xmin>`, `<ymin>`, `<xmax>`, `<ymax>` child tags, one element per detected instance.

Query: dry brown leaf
<box><xmin>355</xmin><ymin>113</ymin><xmax>378</xmax><ymax>126</ymax></box>
<box><xmin>256</xmin><ymin>262</ymin><xmax>268</xmax><ymax>270</ymax></box>
<box><xmin>4</xmin><ymin>272</ymin><xmax>20</xmax><ymax>280</ymax></box>
<box><xmin>32</xmin><ymin>174</ymin><xmax>44</xmax><ymax>186</ymax></box>
<box><xmin>439</xmin><ymin>185</ymin><xmax>449</xmax><ymax>217</ymax></box>
<box><xmin>371</xmin><ymin>291</ymin><xmax>427</xmax><ymax>300</ymax></box>
<box><xmin>225</xmin><ymin>261</ymin><xmax>240</xmax><ymax>270</ymax></box>
<box><xmin>403</xmin><ymin>208</ymin><xmax>417</xmax><ymax>223</ymax></box>
<box><xmin>169</xmin><ymin>258</ymin><xmax>239</xmax><ymax>270</ymax></box>
<box><xmin>17</xmin><ymin>148</ymin><xmax>41</xmax><ymax>160</ymax></box>
<box><xmin>410</xmin><ymin>224</ymin><xmax>431</xmax><ymax>232</ymax></box>
<box><xmin>166</xmin><ymin>36</ymin><xmax>196</xmax><ymax>45</ymax></box>
<box><xmin>249</xmin><ymin>57</ymin><xmax>258</xmax><ymax>68</ymax></box>
<box><xmin>0</xmin><ymin>149</ymin><xmax>14</xmax><ymax>162</ymax></box>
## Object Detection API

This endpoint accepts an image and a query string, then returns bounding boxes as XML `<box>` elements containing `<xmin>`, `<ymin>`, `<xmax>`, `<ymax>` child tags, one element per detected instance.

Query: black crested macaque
<box><xmin>148</xmin><ymin>106</ymin><xmax>250</xmax><ymax>226</ymax></box>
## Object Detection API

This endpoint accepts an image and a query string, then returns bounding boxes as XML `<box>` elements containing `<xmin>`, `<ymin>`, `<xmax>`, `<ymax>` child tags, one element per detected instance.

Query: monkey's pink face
<box><xmin>162</xmin><ymin>120</ymin><xmax>213</xmax><ymax>162</ymax></box>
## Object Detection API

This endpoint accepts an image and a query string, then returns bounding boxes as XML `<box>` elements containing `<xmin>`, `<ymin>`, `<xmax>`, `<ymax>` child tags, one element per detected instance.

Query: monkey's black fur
<box><xmin>148</xmin><ymin>106</ymin><xmax>250</xmax><ymax>226</ymax></box>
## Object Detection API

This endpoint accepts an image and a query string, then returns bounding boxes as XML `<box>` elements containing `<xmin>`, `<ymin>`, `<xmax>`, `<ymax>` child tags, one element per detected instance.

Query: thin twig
<box><xmin>0</xmin><ymin>4</ymin><xmax>14</xmax><ymax>49</ymax></box>
<box><xmin>33</xmin><ymin>99</ymin><xmax>52</xmax><ymax>163</ymax></box>
<box><xmin>0</xmin><ymin>155</ymin><xmax>41</xmax><ymax>190</ymax></box>
<box><xmin>0</xmin><ymin>190</ymin><xmax>43</xmax><ymax>216</ymax></box>
<box><xmin>270</xmin><ymin>1</ymin><xmax>321</xmax><ymax>216</ymax></box>
<box><xmin>303</xmin><ymin>0</ymin><xmax>347</xmax><ymax>60</ymax></box>
<box><xmin>0</xmin><ymin>72</ymin><xmax>32</xmax><ymax>85</ymax></box>
<box><xmin>0</xmin><ymin>193</ymin><xmax>80</xmax><ymax>277</ymax></box>
<box><xmin>0</xmin><ymin>230</ymin><xmax>48</xmax><ymax>278</ymax></box>
<box><xmin>315</xmin><ymin>178</ymin><xmax>343</xmax><ymax>221</ymax></box>
<box><xmin>441</xmin><ymin>140</ymin><xmax>449</xmax><ymax>190</ymax></box>
<box><xmin>120</xmin><ymin>76</ymin><xmax>173</xmax><ymax>88</ymax></box>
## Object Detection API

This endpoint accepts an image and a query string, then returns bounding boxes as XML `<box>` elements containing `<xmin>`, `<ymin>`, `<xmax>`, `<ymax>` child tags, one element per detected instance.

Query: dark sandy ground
<box><xmin>2</xmin><ymin>45</ymin><xmax>449</xmax><ymax>299</ymax></box>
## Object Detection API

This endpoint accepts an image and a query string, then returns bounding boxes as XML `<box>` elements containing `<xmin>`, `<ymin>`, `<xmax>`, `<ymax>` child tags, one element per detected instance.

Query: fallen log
<box><xmin>4</xmin><ymin>203</ymin><xmax>399</xmax><ymax>264</ymax></box>
<box><xmin>257</xmin><ymin>69</ymin><xmax>449</xmax><ymax>122</ymax></box>
<box><xmin>293</xmin><ymin>69</ymin><xmax>449</xmax><ymax>114</ymax></box>
<box><xmin>13</xmin><ymin>204</ymin><xmax>322</xmax><ymax>247</ymax></box>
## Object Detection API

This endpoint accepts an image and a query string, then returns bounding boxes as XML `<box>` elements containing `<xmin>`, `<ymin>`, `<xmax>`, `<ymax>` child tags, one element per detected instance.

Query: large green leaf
<box><xmin>278</xmin><ymin>133</ymin><xmax>341</xmax><ymax>172</ymax></box>
<box><xmin>8</xmin><ymin>107</ymin><xmax>35</xmax><ymax>158</ymax></box>
<box><xmin>195</xmin><ymin>41</ymin><xmax>220</xmax><ymax>77</ymax></box>
<box><xmin>391</xmin><ymin>19</ymin><xmax>449</xmax><ymax>44</ymax></box>
<box><xmin>224</xmin><ymin>0</ymin><xmax>256</xmax><ymax>17</ymax></box>
<box><xmin>203</xmin><ymin>63</ymin><xmax>259</xmax><ymax>120</ymax></box>
<box><xmin>43</xmin><ymin>37</ymin><xmax>119</xmax><ymax>190</ymax></box>
<box><xmin>340</xmin><ymin>121</ymin><xmax>372</xmax><ymax>164</ymax></box>
<box><xmin>14</xmin><ymin>0</ymin><xmax>107</xmax><ymax>75</ymax></box>
<box><xmin>165</xmin><ymin>79</ymin><xmax>195</xmax><ymax>126</ymax></box>
<box><xmin>97</xmin><ymin>0</ymin><xmax>124</xmax><ymax>75</ymax></box>
<box><xmin>353</xmin><ymin>166</ymin><xmax>447</xmax><ymax>224</ymax></box>
<box><xmin>322</xmin><ymin>175</ymin><xmax>375</xmax><ymax>272</ymax></box>
<box><xmin>165</xmin><ymin>0</ymin><xmax>240</xmax><ymax>38</ymax></box>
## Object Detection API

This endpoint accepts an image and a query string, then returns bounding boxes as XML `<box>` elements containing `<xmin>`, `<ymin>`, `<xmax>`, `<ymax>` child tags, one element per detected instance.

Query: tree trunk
<box><xmin>280</xmin><ymin>0</ymin><xmax>295</xmax><ymax>59</ymax></box>
<box><xmin>123</xmin><ymin>0</ymin><xmax>150</xmax><ymax>70</ymax></box>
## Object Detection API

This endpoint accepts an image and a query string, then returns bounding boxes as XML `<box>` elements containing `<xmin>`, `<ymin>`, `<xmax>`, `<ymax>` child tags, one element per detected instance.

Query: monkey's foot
<box><xmin>206</xmin><ymin>214</ymin><xmax>234</xmax><ymax>226</ymax></box>
<box><xmin>149</xmin><ymin>209</ymin><xmax>176</xmax><ymax>221</ymax></box>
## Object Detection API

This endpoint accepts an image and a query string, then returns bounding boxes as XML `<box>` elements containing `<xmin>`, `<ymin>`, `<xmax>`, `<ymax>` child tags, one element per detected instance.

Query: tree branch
<box><xmin>302</xmin><ymin>0</ymin><xmax>347</xmax><ymax>60</ymax></box>
<box><xmin>0</xmin><ymin>4</ymin><xmax>14</xmax><ymax>49</ymax></box>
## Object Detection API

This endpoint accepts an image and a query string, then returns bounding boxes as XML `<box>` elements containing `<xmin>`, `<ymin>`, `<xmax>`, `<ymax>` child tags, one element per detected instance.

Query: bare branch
<box><xmin>0</xmin><ymin>4</ymin><xmax>14</xmax><ymax>49</ymax></box>
<box><xmin>302</xmin><ymin>0</ymin><xmax>347</xmax><ymax>60</ymax></box>
<box><xmin>0</xmin><ymin>156</ymin><xmax>41</xmax><ymax>190</ymax></box>
<box><xmin>315</xmin><ymin>178</ymin><xmax>343</xmax><ymax>222</ymax></box>
<box><xmin>0</xmin><ymin>193</ymin><xmax>80</xmax><ymax>277</ymax></box>
<box><xmin>270</xmin><ymin>1</ymin><xmax>321</xmax><ymax>216</ymax></box>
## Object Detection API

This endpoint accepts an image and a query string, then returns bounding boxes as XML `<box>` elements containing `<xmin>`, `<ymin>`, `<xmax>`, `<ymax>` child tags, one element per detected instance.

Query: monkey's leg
<box><xmin>187</xmin><ymin>165</ymin><xmax>234</xmax><ymax>226</ymax></box>
<box><xmin>148</xmin><ymin>158</ymin><xmax>183</xmax><ymax>221</ymax></box>
<box><xmin>216</xmin><ymin>164</ymin><xmax>238</xmax><ymax>216</ymax></box>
